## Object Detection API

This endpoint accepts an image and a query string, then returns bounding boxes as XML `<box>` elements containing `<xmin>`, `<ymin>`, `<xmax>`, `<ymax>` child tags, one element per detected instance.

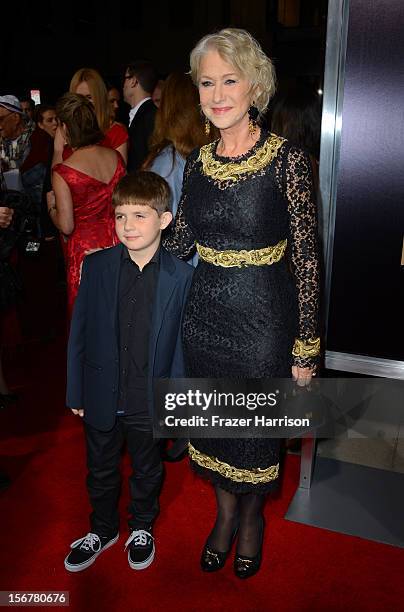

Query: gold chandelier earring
<box><xmin>248</xmin><ymin>103</ymin><xmax>259</xmax><ymax>135</ymax></box>
<box><xmin>204</xmin><ymin>116</ymin><xmax>211</xmax><ymax>136</ymax></box>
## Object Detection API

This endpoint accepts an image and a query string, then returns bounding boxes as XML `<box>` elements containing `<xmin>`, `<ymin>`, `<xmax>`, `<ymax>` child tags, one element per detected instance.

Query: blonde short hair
<box><xmin>190</xmin><ymin>28</ymin><xmax>276</xmax><ymax>114</ymax></box>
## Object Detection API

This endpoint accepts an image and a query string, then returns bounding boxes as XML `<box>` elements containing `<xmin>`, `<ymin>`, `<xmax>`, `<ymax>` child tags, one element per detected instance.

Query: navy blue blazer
<box><xmin>66</xmin><ymin>244</ymin><xmax>193</xmax><ymax>431</ymax></box>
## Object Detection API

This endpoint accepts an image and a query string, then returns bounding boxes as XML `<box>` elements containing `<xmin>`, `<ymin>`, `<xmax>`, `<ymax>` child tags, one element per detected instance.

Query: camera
<box><xmin>0</xmin><ymin>189</ymin><xmax>40</xmax><ymax>259</ymax></box>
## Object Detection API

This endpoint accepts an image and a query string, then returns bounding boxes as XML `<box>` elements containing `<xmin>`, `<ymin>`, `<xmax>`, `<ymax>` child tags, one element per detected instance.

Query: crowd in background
<box><xmin>0</xmin><ymin>56</ymin><xmax>321</xmax><ymax>421</ymax></box>
<box><xmin>0</xmin><ymin>23</ymin><xmax>323</xmax><ymax>581</ymax></box>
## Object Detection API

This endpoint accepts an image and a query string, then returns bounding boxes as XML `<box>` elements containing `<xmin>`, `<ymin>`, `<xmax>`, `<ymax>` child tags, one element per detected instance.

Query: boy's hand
<box><xmin>71</xmin><ymin>408</ymin><xmax>84</xmax><ymax>417</ymax></box>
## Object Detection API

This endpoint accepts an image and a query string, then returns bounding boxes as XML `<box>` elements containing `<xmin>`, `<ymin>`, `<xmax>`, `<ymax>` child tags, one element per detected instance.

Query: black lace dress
<box><xmin>164</xmin><ymin>129</ymin><xmax>320</xmax><ymax>495</ymax></box>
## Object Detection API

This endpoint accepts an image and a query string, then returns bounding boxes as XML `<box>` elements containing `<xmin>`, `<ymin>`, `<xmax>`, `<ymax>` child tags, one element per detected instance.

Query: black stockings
<box><xmin>237</xmin><ymin>493</ymin><xmax>265</xmax><ymax>557</ymax></box>
<box><xmin>207</xmin><ymin>486</ymin><xmax>238</xmax><ymax>552</ymax></box>
<box><xmin>207</xmin><ymin>486</ymin><xmax>265</xmax><ymax>557</ymax></box>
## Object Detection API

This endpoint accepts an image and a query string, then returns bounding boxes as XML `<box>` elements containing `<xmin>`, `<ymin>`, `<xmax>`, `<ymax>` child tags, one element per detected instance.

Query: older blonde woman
<box><xmin>165</xmin><ymin>28</ymin><xmax>320</xmax><ymax>578</ymax></box>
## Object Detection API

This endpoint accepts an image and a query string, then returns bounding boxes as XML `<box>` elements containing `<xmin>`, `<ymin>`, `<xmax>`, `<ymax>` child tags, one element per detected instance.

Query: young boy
<box><xmin>64</xmin><ymin>172</ymin><xmax>193</xmax><ymax>572</ymax></box>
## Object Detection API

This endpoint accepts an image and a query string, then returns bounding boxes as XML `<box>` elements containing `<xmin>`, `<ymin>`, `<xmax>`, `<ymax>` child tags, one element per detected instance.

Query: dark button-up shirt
<box><xmin>117</xmin><ymin>247</ymin><xmax>160</xmax><ymax>415</ymax></box>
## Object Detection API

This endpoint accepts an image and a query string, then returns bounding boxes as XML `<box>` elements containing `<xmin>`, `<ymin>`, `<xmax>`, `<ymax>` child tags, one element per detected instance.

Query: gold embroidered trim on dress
<box><xmin>196</xmin><ymin>239</ymin><xmax>287</xmax><ymax>268</ymax></box>
<box><xmin>292</xmin><ymin>337</ymin><xmax>321</xmax><ymax>358</ymax></box>
<box><xmin>189</xmin><ymin>444</ymin><xmax>279</xmax><ymax>484</ymax></box>
<box><xmin>198</xmin><ymin>134</ymin><xmax>286</xmax><ymax>183</ymax></box>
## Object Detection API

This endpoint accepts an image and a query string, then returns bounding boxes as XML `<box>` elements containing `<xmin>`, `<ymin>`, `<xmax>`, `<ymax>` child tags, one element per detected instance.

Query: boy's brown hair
<box><xmin>112</xmin><ymin>171</ymin><xmax>171</xmax><ymax>215</ymax></box>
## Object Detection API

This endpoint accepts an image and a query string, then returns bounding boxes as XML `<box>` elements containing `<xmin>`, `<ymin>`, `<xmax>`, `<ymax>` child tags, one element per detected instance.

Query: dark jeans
<box><xmin>84</xmin><ymin>412</ymin><xmax>163</xmax><ymax>537</ymax></box>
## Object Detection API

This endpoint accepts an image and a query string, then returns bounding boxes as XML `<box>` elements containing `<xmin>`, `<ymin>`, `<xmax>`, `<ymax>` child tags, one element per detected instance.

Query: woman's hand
<box><xmin>0</xmin><ymin>206</ymin><xmax>14</xmax><ymax>229</ymax></box>
<box><xmin>291</xmin><ymin>365</ymin><xmax>315</xmax><ymax>387</ymax></box>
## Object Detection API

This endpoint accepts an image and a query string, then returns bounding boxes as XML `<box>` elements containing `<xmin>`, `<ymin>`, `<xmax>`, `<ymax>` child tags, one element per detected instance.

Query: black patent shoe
<box><xmin>200</xmin><ymin>545</ymin><xmax>229</xmax><ymax>572</ymax></box>
<box><xmin>200</xmin><ymin>526</ymin><xmax>238</xmax><ymax>572</ymax></box>
<box><xmin>234</xmin><ymin>550</ymin><xmax>262</xmax><ymax>579</ymax></box>
<box><xmin>234</xmin><ymin>519</ymin><xmax>264</xmax><ymax>579</ymax></box>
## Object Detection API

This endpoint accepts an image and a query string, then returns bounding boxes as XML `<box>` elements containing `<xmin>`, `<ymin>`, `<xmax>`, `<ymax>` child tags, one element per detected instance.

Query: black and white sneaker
<box><xmin>125</xmin><ymin>528</ymin><xmax>155</xmax><ymax>570</ymax></box>
<box><xmin>64</xmin><ymin>532</ymin><xmax>119</xmax><ymax>572</ymax></box>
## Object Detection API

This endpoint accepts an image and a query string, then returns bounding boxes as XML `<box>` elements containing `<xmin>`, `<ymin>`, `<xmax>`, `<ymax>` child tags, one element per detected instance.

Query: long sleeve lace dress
<box><xmin>164</xmin><ymin>129</ymin><xmax>320</xmax><ymax>494</ymax></box>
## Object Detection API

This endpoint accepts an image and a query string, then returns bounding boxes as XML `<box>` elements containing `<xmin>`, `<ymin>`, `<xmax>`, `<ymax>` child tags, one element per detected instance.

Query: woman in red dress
<box><xmin>47</xmin><ymin>93</ymin><xmax>126</xmax><ymax>317</ymax></box>
<box><xmin>68</xmin><ymin>68</ymin><xmax>128</xmax><ymax>164</ymax></box>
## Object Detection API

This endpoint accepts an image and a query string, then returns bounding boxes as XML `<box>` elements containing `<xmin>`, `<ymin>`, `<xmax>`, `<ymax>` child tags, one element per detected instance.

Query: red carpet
<box><xmin>1</xmin><ymin>338</ymin><xmax>404</xmax><ymax>612</ymax></box>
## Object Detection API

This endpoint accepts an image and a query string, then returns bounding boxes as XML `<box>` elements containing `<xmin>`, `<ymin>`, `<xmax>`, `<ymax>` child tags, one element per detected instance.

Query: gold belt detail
<box><xmin>189</xmin><ymin>444</ymin><xmax>279</xmax><ymax>484</ymax></box>
<box><xmin>196</xmin><ymin>239</ymin><xmax>287</xmax><ymax>268</ymax></box>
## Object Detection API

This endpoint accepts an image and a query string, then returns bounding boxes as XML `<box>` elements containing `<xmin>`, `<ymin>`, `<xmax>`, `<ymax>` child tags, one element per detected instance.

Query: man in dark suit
<box><xmin>123</xmin><ymin>61</ymin><xmax>158</xmax><ymax>172</ymax></box>
<box><xmin>64</xmin><ymin>172</ymin><xmax>193</xmax><ymax>573</ymax></box>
